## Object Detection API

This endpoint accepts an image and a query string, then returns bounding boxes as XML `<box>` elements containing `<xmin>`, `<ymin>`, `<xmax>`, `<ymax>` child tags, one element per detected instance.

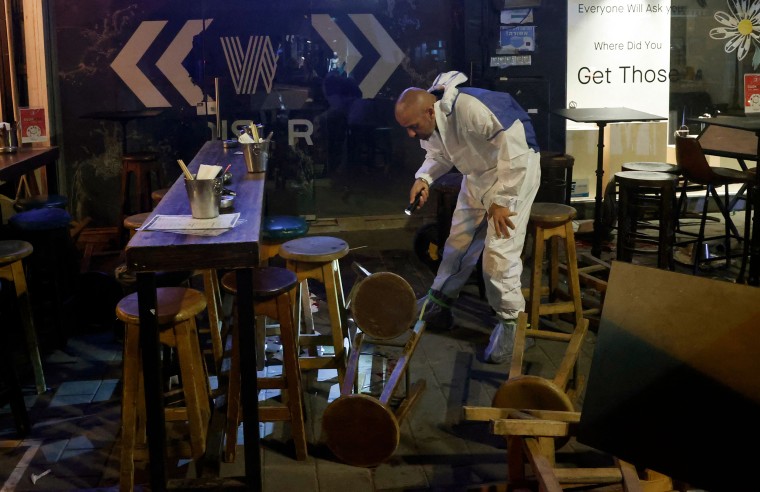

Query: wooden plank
<box><xmin>490</xmin><ymin>418</ymin><xmax>568</xmax><ymax>437</ymax></box>
<box><xmin>521</xmin><ymin>437</ymin><xmax>563</xmax><ymax>492</ymax></box>
<box><xmin>553</xmin><ymin>467</ymin><xmax>623</xmax><ymax>484</ymax></box>
<box><xmin>617</xmin><ymin>459</ymin><xmax>643</xmax><ymax>492</ymax></box>
<box><xmin>463</xmin><ymin>406</ymin><xmax>580</xmax><ymax>423</ymax></box>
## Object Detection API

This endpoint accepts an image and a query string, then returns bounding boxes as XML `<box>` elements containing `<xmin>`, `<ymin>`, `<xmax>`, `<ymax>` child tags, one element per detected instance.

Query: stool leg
<box><xmin>224</xmin><ymin>300</ymin><xmax>242</xmax><ymax>463</ymax></box>
<box><xmin>120</xmin><ymin>322</ymin><xmax>140</xmax><ymax>492</ymax></box>
<box><xmin>8</xmin><ymin>261</ymin><xmax>46</xmax><ymax>394</ymax></box>
<box><xmin>659</xmin><ymin>185</ymin><xmax>676</xmax><ymax>270</ymax></box>
<box><xmin>202</xmin><ymin>270</ymin><xmax>224</xmax><ymax>370</ymax></box>
<box><xmin>174</xmin><ymin>319</ymin><xmax>210</xmax><ymax>459</ymax></box>
<box><xmin>275</xmin><ymin>292</ymin><xmax>308</xmax><ymax>460</ymax></box>
<box><xmin>529</xmin><ymin>226</ymin><xmax>546</xmax><ymax>329</ymax></box>
<box><xmin>562</xmin><ymin>222</ymin><xmax>584</xmax><ymax>329</ymax></box>
<box><xmin>322</xmin><ymin>261</ymin><xmax>347</xmax><ymax>385</ymax></box>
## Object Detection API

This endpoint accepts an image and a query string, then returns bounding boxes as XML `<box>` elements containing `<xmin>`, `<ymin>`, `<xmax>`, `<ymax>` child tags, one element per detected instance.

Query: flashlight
<box><xmin>405</xmin><ymin>191</ymin><xmax>423</xmax><ymax>215</ymax></box>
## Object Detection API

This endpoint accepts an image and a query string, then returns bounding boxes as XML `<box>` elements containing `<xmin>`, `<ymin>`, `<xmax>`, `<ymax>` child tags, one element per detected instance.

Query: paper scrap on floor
<box><xmin>139</xmin><ymin>213</ymin><xmax>240</xmax><ymax>236</ymax></box>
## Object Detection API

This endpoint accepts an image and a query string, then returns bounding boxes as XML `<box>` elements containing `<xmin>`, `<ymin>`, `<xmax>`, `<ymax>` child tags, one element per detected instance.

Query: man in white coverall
<box><xmin>394</xmin><ymin>71</ymin><xmax>541</xmax><ymax>364</ymax></box>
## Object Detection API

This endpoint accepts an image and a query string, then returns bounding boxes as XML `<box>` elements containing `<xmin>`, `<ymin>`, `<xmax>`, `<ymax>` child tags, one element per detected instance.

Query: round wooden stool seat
<box><xmin>221</xmin><ymin>267</ymin><xmax>298</xmax><ymax>299</ymax></box>
<box><xmin>116</xmin><ymin>287</ymin><xmax>206</xmax><ymax>325</ymax></box>
<box><xmin>622</xmin><ymin>161</ymin><xmax>680</xmax><ymax>174</ymax></box>
<box><xmin>123</xmin><ymin>212</ymin><xmax>151</xmax><ymax>232</ymax></box>
<box><xmin>151</xmin><ymin>187</ymin><xmax>170</xmax><ymax>208</ymax></box>
<box><xmin>279</xmin><ymin>236</ymin><xmax>349</xmax><ymax>263</ymax></box>
<box><xmin>493</xmin><ymin>375</ymin><xmax>575</xmax><ymax>448</ymax></box>
<box><xmin>350</xmin><ymin>272</ymin><xmax>416</xmax><ymax>340</ymax></box>
<box><xmin>529</xmin><ymin>202</ymin><xmax>577</xmax><ymax>228</ymax></box>
<box><xmin>322</xmin><ymin>393</ymin><xmax>399</xmax><ymax>468</ymax></box>
<box><xmin>0</xmin><ymin>240</ymin><xmax>33</xmax><ymax>265</ymax></box>
<box><xmin>493</xmin><ymin>374</ymin><xmax>574</xmax><ymax>411</ymax></box>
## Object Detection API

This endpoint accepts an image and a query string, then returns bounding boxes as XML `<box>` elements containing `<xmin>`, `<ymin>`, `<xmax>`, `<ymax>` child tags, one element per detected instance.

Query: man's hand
<box><xmin>488</xmin><ymin>203</ymin><xmax>517</xmax><ymax>238</ymax></box>
<box><xmin>409</xmin><ymin>178</ymin><xmax>430</xmax><ymax>211</ymax></box>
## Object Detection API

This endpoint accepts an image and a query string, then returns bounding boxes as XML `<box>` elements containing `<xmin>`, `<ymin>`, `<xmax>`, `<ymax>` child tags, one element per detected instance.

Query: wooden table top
<box><xmin>0</xmin><ymin>145</ymin><xmax>59</xmax><ymax>182</ymax></box>
<box><xmin>125</xmin><ymin>140</ymin><xmax>265</xmax><ymax>272</ymax></box>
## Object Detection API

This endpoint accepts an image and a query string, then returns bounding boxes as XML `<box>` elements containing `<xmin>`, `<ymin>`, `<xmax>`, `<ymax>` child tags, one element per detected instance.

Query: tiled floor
<box><xmin>0</xmin><ymin>209</ymin><xmax>750</xmax><ymax>491</ymax></box>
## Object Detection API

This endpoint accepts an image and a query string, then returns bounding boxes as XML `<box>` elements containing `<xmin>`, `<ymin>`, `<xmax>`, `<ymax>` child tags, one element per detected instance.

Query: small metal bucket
<box><xmin>185</xmin><ymin>176</ymin><xmax>223</xmax><ymax>218</ymax></box>
<box><xmin>241</xmin><ymin>141</ymin><xmax>269</xmax><ymax>173</ymax></box>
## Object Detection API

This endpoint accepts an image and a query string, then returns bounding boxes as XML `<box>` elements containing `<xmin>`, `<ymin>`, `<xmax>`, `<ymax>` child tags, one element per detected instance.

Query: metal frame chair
<box><xmin>674</xmin><ymin>135</ymin><xmax>753</xmax><ymax>274</ymax></box>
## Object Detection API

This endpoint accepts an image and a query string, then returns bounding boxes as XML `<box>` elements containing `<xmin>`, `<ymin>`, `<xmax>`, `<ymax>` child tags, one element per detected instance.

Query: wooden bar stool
<box><xmin>615</xmin><ymin>170</ymin><xmax>679</xmax><ymax>270</ymax></box>
<box><xmin>123</xmin><ymin>212</ymin><xmax>151</xmax><ymax>240</ymax></box>
<box><xmin>119</xmin><ymin>151</ymin><xmax>163</xmax><ymax>244</ymax></box>
<box><xmin>259</xmin><ymin>215</ymin><xmax>309</xmax><ymax>265</ymax></box>
<box><xmin>524</xmin><ymin>203</ymin><xmax>585</xmax><ymax>342</ymax></box>
<box><xmin>219</xmin><ymin>267</ymin><xmax>307</xmax><ymax>463</ymax></box>
<box><xmin>322</xmin><ymin>270</ymin><xmax>425</xmax><ymax>467</ymax></box>
<box><xmin>121</xmin><ymin>212</ymin><xmax>223</xmax><ymax>372</ymax></box>
<box><xmin>151</xmin><ymin>187</ymin><xmax>170</xmax><ymax>209</ymax></box>
<box><xmin>278</xmin><ymin>236</ymin><xmax>350</xmax><ymax>386</ymax></box>
<box><xmin>116</xmin><ymin>287</ymin><xmax>210</xmax><ymax>492</ymax></box>
<box><xmin>0</xmin><ymin>239</ymin><xmax>46</xmax><ymax>394</ymax></box>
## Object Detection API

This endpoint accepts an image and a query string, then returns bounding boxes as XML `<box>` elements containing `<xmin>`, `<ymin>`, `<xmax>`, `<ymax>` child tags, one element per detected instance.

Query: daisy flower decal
<box><xmin>709</xmin><ymin>0</ymin><xmax>760</xmax><ymax>68</ymax></box>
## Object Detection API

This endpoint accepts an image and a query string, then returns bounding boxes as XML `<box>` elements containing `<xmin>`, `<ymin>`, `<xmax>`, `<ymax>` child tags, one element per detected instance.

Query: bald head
<box><xmin>395</xmin><ymin>88</ymin><xmax>437</xmax><ymax>140</ymax></box>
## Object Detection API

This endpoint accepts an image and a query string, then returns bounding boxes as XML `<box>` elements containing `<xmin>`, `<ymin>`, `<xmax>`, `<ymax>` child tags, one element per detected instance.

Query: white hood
<box><xmin>429</xmin><ymin>71</ymin><xmax>468</xmax><ymax>114</ymax></box>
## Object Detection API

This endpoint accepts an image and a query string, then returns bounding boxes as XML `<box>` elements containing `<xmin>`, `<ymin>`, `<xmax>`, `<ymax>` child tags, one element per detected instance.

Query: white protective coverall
<box><xmin>415</xmin><ymin>71</ymin><xmax>541</xmax><ymax>321</ymax></box>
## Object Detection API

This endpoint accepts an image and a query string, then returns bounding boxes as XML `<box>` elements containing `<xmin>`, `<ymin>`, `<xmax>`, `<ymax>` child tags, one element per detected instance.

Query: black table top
<box><xmin>553</xmin><ymin>107</ymin><xmax>666</xmax><ymax>124</ymax></box>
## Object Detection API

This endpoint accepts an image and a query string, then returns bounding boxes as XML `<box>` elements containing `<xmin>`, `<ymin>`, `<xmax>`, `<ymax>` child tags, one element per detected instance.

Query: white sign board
<box><xmin>567</xmin><ymin>1</ymin><xmax>671</xmax><ymax>128</ymax></box>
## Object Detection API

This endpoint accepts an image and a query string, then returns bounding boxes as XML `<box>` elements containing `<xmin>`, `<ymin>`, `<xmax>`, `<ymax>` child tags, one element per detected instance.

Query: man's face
<box><xmin>396</xmin><ymin>105</ymin><xmax>436</xmax><ymax>141</ymax></box>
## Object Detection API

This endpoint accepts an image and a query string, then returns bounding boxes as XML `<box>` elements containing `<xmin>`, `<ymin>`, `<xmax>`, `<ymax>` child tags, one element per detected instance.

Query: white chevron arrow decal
<box><xmin>349</xmin><ymin>14</ymin><xmax>405</xmax><ymax>98</ymax></box>
<box><xmin>311</xmin><ymin>14</ymin><xmax>362</xmax><ymax>75</ymax></box>
<box><xmin>156</xmin><ymin>19</ymin><xmax>214</xmax><ymax>107</ymax></box>
<box><xmin>110</xmin><ymin>21</ymin><xmax>171</xmax><ymax>107</ymax></box>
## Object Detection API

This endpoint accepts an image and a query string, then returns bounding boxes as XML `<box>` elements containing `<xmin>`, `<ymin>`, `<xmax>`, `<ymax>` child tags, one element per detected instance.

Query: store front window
<box><xmin>669</xmin><ymin>0</ymin><xmax>758</xmax><ymax>138</ymax></box>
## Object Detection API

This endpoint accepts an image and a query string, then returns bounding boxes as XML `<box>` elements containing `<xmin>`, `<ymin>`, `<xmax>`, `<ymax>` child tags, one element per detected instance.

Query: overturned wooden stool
<box><xmin>462</xmin><ymin>314</ymin><xmax>650</xmax><ymax>491</ymax></box>
<box><xmin>321</xmin><ymin>269</ymin><xmax>425</xmax><ymax>467</ymax></box>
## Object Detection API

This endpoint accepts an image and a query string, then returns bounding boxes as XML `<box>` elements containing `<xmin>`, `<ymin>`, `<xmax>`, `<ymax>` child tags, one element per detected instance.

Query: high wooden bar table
<box><xmin>125</xmin><ymin>140</ymin><xmax>264</xmax><ymax>491</ymax></box>
<box><xmin>0</xmin><ymin>146</ymin><xmax>59</xmax><ymax>222</ymax></box>
<box><xmin>553</xmin><ymin>108</ymin><xmax>666</xmax><ymax>258</ymax></box>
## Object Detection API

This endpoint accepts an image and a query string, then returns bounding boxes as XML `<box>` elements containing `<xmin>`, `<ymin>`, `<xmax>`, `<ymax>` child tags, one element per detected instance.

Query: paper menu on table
<box><xmin>140</xmin><ymin>213</ymin><xmax>240</xmax><ymax>231</ymax></box>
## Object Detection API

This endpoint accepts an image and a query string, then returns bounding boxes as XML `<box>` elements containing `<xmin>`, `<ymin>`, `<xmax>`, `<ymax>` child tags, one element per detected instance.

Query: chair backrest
<box><xmin>674</xmin><ymin>134</ymin><xmax>715</xmax><ymax>184</ymax></box>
